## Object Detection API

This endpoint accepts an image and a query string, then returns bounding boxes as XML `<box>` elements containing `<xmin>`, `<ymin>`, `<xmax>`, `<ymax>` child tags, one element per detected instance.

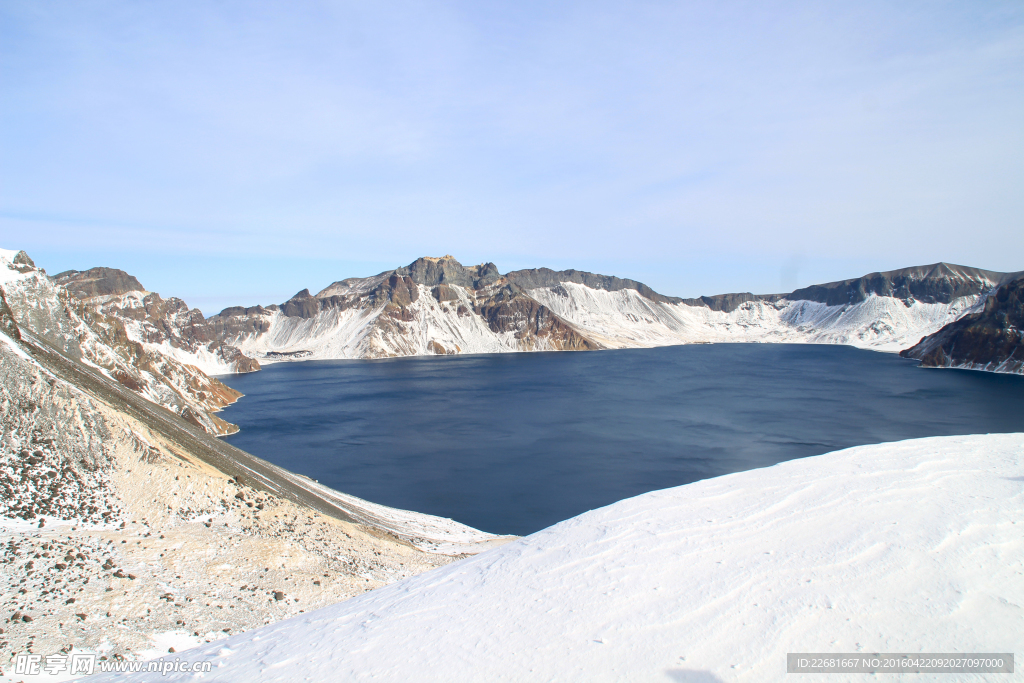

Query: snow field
<box><xmin>100</xmin><ymin>433</ymin><xmax>1024</xmax><ymax>682</ymax></box>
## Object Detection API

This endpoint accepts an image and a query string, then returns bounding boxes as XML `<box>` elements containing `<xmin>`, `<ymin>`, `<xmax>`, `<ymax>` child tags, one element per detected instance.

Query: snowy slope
<box><xmin>102</xmin><ymin>433</ymin><xmax>1024</xmax><ymax>682</ymax></box>
<box><xmin>225</xmin><ymin>282</ymin><xmax>983</xmax><ymax>365</ymax></box>
<box><xmin>218</xmin><ymin>262</ymin><xmax>995</xmax><ymax>366</ymax></box>
<box><xmin>229</xmin><ymin>283</ymin><xmax>571</xmax><ymax>361</ymax></box>
<box><xmin>0</xmin><ymin>250</ymin><xmax>242</xmax><ymax>435</ymax></box>
<box><xmin>529</xmin><ymin>282</ymin><xmax>982</xmax><ymax>353</ymax></box>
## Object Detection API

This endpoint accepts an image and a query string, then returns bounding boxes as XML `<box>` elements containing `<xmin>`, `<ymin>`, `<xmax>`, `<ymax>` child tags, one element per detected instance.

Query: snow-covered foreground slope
<box><xmin>104</xmin><ymin>433</ymin><xmax>1024</xmax><ymax>682</ymax></box>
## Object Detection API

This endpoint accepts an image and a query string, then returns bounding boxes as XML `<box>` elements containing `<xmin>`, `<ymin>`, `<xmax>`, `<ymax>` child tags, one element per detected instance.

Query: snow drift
<box><xmin>99</xmin><ymin>433</ymin><xmax>1024</xmax><ymax>682</ymax></box>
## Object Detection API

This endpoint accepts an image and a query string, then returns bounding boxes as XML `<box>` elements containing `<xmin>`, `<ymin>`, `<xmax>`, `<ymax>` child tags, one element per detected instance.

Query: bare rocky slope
<box><xmin>54</xmin><ymin>267</ymin><xmax>260</xmax><ymax>378</ymax></box>
<box><xmin>3</xmin><ymin>254</ymin><xmax>242</xmax><ymax>437</ymax></box>
<box><xmin>0</xmin><ymin>250</ymin><xmax>504</xmax><ymax>670</ymax></box>
<box><xmin>900</xmin><ymin>272</ymin><xmax>1024</xmax><ymax>373</ymax></box>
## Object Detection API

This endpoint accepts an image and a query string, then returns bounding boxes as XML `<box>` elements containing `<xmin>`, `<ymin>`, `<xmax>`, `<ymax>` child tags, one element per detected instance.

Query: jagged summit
<box><xmin>396</xmin><ymin>256</ymin><xmax>502</xmax><ymax>290</ymax></box>
<box><xmin>44</xmin><ymin>259</ymin><xmax>262</xmax><ymax>384</ymax></box>
<box><xmin>53</xmin><ymin>267</ymin><xmax>146</xmax><ymax>298</ymax></box>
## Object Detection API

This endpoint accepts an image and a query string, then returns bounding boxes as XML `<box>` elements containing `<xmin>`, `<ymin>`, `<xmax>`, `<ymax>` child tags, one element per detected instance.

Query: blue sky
<box><xmin>1</xmin><ymin>1</ymin><xmax>1022</xmax><ymax>314</ymax></box>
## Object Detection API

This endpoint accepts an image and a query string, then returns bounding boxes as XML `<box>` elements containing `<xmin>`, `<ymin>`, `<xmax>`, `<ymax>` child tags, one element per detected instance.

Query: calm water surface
<box><xmin>219</xmin><ymin>345</ymin><xmax>1024</xmax><ymax>535</ymax></box>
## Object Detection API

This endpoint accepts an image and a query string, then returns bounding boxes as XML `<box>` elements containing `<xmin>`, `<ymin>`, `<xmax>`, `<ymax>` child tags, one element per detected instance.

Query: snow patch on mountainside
<box><xmin>528</xmin><ymin>283</ymin><xmax>787</xmax><ymax>347</ymax></box>
<box><xmin>97</xmin><ymin>433</ymin><xmax>1024</xmax><ymax>682</ymax></box>
<box><xmin>226</xmin><ymin>279</ymin><xmax>986</xmax><ymax>366</ymax></box>
<box><xmin>529</xmin><ymin>282</ymin><xmax>983</xmax><ymax>353</ymax></box>
<box><xmin>778</xmin><ymin>293</ymin><xmax>982</xmax><ymax>351</ymax></box>
<box><xmin>230</xmin><ymin>283</ymin><xmax>562</xmax><ymax>362</ymax></box>
<box><xmin>280</xmin><ymin>475</ymin><xmax>515</xmax><ymax>555</ymax></box>
<box><xmin>139</xmin><ymin>340</ymin><xmax>239</xmax><ymax>376</ymax></box>
<box><xmin>229</xmin><ymin>305</ymin><xmax>382</xmax><ymax>359</ymax></box>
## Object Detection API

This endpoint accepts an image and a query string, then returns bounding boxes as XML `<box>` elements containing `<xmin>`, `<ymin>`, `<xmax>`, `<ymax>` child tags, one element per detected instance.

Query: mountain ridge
<box><xmin>224</xmin><ymin>258</ymin><xmax>1009</xmax><ymax>318</ymax></box>
<box><xmin>198</xmin><ymin>255</ymin><xmax>1016</xmax><ymax>369</ymax></box>
<box><xmin>22</xmin><ymin>250</ymin><xmax>1024</xmax><ymax>375</ymax></box>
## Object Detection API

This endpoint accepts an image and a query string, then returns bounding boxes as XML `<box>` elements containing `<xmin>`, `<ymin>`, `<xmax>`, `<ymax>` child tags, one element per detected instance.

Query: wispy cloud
<box><xmin>1</xmin><ymin>0</ymin><xmax>1021</xmax><ymax>302</ymax></box>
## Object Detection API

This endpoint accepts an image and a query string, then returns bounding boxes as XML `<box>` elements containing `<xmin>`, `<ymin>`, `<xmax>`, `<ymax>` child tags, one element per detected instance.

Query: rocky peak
<box><xmin>53</xmin><ymin>267</ymin><xmax>146</xmax><ymax>299</ymax></box>
<box><xmin>216</xmin><ymin>304</ymin><xmax>270</xmax><ymax>318</ymax></box>
<box><xmin>280</xmin><ymin>289</ymin><xmax>320</xmax><ymax>318</ymax></box>
<box><xmin>397</xmin><ymin>256</ymin><xmax>501</xmax><ymax>290</ymax></box>
<box><xmin>12</xmin><ymin>250</ymin><xmax>34</xmax><ymax>268</ymax></box>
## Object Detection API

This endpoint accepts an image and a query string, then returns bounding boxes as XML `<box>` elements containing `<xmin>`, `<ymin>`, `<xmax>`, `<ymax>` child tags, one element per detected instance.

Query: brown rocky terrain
<box><xmin>2</xmin><ymin>256</ymin><xmax>244</xmax><ymax>436</ymax></box>
<box><xmin>901</xmin><ymin>273</ymin><xmax>1024</xmax><ymax>373</ymax></box>
<box><xmin>55</xmin><ymin>268</ymin><xmax>260</xmax><ymax>377</ymax></box>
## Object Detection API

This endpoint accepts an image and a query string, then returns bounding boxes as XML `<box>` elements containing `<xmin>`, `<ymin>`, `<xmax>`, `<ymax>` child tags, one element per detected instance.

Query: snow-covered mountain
<box><xmin>45</xmin><ymin>254</ymin><xmax>1019</xmax><ymax>373</ymax></box>
<box><xmin>53</xmin><ymin>267</ymin><xmax>260</xmax><ymax>378</ymax></box>
<box><xmin>94</xmin><ymin>433</ymin><xmax>1024</xmax><ymax>682</ymax></box>
<box><xmin>0</xmin><ymin>248</ymin><xmax>507</xmax><ymax>671</ymax></box>
<box><xmin>1</xmin><ymin>251</ymin><xmax>242</xmax><ymax>436</ymax></box>
<box><xmin>201</xmin><ymin>256</ymin><xmax>1015</xmax><ymax>366</ymax></box>
<box><xmin>207</xmin><ymin>256</ymin><xmax>595</xmax><ymax>360</ymax></box>
<box><xmin>901</xmin><ymin>272</ymin><xmax>1024</xmax><ymax>373</ymax></box>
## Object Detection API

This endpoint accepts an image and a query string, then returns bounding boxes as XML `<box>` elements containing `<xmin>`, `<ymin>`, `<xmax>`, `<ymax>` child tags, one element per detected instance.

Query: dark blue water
<box><xmin>218</xmin><ymin>345</ymin><xmax>1024</xmax><ymax>535</ymax></box>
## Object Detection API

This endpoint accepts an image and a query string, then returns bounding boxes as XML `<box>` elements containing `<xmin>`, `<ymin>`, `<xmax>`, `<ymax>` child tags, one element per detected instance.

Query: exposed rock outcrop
<box><xmin>787</xmin><ymin>262</ymin><xmax>1006</xmax><ymax>306</ymax></box>
<box><xmin>900</xmin><ymin>274</ymin><xmax>1024</xmax><ymax>374</ymax></box>
<box><xmin>54</xmin><ymin>267</ymin><xmax>145</xmax><ymax>298</ymax></box>
<box><xmin>398</xmin><ymin>255</ymin><xmax>501</xmax><ymax>290</ymax></box>
<box><xmin>55</xmin><ymin>269</ymin><xmax>261</xmax><ymax>378</ymax></box>
<box><xmin>1</xmin><ymin>254</ymin><xmax>247</xmax><ymax>435</ymax></box>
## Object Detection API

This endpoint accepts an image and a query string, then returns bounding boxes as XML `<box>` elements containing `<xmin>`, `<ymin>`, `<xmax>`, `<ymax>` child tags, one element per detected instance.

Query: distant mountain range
<box><xmin>52</xmin><ymin>255</ymin><xmax>1023</xmax><ymax>385</ymax></box>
